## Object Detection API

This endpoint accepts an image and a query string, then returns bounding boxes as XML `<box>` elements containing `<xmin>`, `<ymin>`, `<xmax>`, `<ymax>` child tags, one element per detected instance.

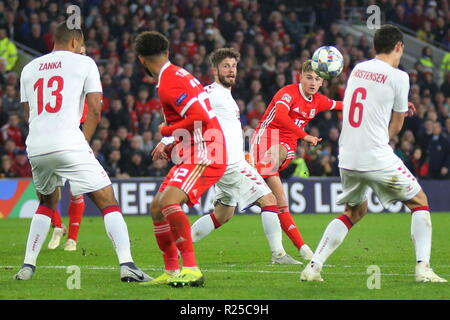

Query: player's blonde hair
<box><xmin>301</xmin><ymin>59</ymin><xmax>315</xmax><ymax>73</ymax></box>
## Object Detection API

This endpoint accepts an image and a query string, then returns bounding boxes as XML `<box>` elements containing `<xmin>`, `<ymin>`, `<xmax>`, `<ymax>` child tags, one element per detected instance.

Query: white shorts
<box><xmin>337</xmin><ymin>160</ymin><xmax>421</xmax><ymax>208</ymax></box>
<box><xmin>214</xmin><ymin>160</ymin><xmax>271</xmax><ymax>211</ymax></box>
<box><xmin>29</xmin><ymin>145</ymin><xmax>111</xmax><ymax>196</ymax></box>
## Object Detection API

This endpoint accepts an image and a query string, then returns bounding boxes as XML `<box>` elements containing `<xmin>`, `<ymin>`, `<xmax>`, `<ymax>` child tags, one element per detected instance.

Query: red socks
<box><xmin>153</xmin><ymin>221</ymin><xmax>179</xmax><ymax>271</ymax></box>
<box><xmin>51</xmin><ymin>209</ymin><xmax>62</xmax><ymax>227</ymax></box>
<box><xmin>336</xmin><ymin>214</ymin><xmax>354</xmax><ymax>230</ymax></box>
<box><xmin>278</xmin><ymin>205</ymin><xmax>305</xmax><ymax>249</ymax></box>
<box><xmin>210</xmin><ymin>213</ymin><xmax>221</xmax><ymax>229</ymax></box>
<box><xmin>162</xmin><ymin>204</ymin><xmax>197</xmax><ymax>268</ymax></box>
<box><xmin>68</xmin><ymin>195</ymin><xmax>85</xmax><ymax>241</ymax></box>
<box><xmin>37</xmin><ymin>205</ymin><xmax>55</xmax><ymax>219</ymax></box>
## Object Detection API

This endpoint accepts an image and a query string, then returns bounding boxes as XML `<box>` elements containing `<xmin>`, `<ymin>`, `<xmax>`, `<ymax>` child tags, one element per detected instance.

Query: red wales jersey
<box><xmin>157</xmin><ymin>62</ymin><xmax>226</xmax><ymax>165</ymax></box>
<box><xmin>253</xmin><ymin>83</ymin><xmax>342</xmax><ymax>145</ymax></box>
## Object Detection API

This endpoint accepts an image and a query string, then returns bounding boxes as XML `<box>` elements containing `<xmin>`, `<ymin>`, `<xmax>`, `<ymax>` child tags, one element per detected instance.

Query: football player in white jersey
<box><xmin>14</xmin><ymin>22</ymin><xmax>151</xmax><ymax>283</ymax></box>
<box><xmin>301</xmin><ymin>25</ymin><xmax>446</xmax><ymax>283</ymax></box>
<box><xmin>152</xmin><ymin>48</ymin><xmax>301</xmax><ymax>265</ymax></box>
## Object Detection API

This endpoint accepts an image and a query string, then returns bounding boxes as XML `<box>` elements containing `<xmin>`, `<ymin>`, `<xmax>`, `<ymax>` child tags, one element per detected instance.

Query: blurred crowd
<box><xmin>0</xmin><ymin>0</ymin><xmax>449</xmax><ymax>180</ymax></box>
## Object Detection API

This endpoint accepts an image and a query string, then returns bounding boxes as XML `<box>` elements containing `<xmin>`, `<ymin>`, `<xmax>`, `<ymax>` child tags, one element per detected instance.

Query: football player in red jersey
<box><xmin>135</xmin><ymin>31</ymin><xmax>227</xmax><ymax>287</ymax></box>
<box><xmin>251</xmin><ymin>60</ymin><xmax>343</xmax><ymax>260</ymax></box>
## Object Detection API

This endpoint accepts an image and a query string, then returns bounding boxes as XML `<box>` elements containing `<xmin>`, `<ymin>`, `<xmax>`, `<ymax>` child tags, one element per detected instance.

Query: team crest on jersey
<box><xmin>309</xmin><ymin>109</ymin><xmax>316</xmax><ymax>118</ymax></box>
<box><xmin>281</xmin><ymin>93</ymin><xmax>292</xmax><ymax>103</ymax></box>
<box><xmin>293</xmin><ymin>107</ymin><xmax>300</xmax><ymax>113</ymax></box>
<box><xmin>175</xmin><ymin>92</ymin><xmax>188</xmax><ymax>106</ymax></box>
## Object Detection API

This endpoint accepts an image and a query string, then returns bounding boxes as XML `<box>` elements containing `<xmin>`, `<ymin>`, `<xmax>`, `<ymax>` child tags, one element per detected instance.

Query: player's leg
<box><xmin>191</xmin><ymin>202</ymin><xmax>235</xmax><ymax>242</ymax></box>
<box><xmin>157</xmin><ymin>185</ymin><xmax>203</xmax><ymax>286</ymax></box>
<box><xmin>404</xmin><ymin>191</ymin><xmax>446</xmax><ymax>282</ymax></box>
<box><xmin>47</xmin><ymin>188</ymin><xmax>67</xmax><ymax>250</ymax></box>
<box><xmin>62</xmin><ymin>147</ymin><xmax>150</xmax><ymax>282</ymax></box>
<box><xmin>255</xmin><ymin>192</ymin><xmax>302</xmax><ymax>264</ymax></box>
<box><xmin>191</xmin><ymin>170</ymin><xmax>237</xmax><ymax>242</ymax></box>
<box><xmin>64</xmin><ymin>192</ymin><xmax>85</xmax><ymax>251</ymax></box>
<box><xmin>161</xmin><ymin>163</ymin><xmax>226</xmax><ymax>287</ymax></box>
<box><xmin>15</xmin><ymin>154</ymin><xmax>64</xmax><ymax>280</ymax></box>
<box><xmin>262</xmin><ymin>144</ymin><xmax>312</xmax><ymax>258</ymax></box>
<box><xmin>143</xmin><ymin>190</ymin><xmax>181</xmax><ymax>285</ymax></box>
<box><xmin>301</xmin><ymin>169</ymin><xmax>368</xmax><ymax>281</ymax></box>
<box><xmin>87</xmin><ymin>185</ymin><xmax>151</xmax><ymax>282</ymax></box>
<box><xmin>14</xmin><ymin>190</ymin><xmax>60</xmax><ymax>280</ymax></box>
<box><xmin>369</xmin><ymin>161</ymin><xmax>446</xmax><ymax>283</ymax></box>
<box><xmin>156</xmin><ymin>185</ymin><xmax>205</xmax><ymax>287</ymax></box>
<box><xmin>265</xmin><ymin>175</ymin><xmax>311</xmax><ymax>256</ymax></box>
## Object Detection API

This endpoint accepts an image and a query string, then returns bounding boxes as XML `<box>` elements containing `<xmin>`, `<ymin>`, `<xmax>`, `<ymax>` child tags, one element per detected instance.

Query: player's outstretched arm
<box><xmin>83</xmin><ymin>92</ymin><xmax>102</xmax><ymax>142</ymax></box>
<box><xmin>388</xmin><ymin>111</ymin><xmax>406</xmax><ymax>140</ymax></box>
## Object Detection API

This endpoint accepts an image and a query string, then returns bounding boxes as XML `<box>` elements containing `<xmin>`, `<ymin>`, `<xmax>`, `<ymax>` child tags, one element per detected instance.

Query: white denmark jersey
<box><xmin>204</xmin><ymin>82</ymin><xmax>244</xmax><ymax>166</ymax></box>
<box><xmin>20</xmin><ymin>50</ymin><xmax>102</xmax><ymax>157</ymax></box>
<box><xmin>339</xmin><ymin>58</ymin><xmax>409</xmax><ymax>171</ymax></box>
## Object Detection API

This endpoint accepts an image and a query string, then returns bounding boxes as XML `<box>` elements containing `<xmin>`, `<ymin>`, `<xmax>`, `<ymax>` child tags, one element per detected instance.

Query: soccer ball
<box><xmin>311</xmin><ymin>46</ymin><xmax>344</xmax><ymax>80</ymax></box>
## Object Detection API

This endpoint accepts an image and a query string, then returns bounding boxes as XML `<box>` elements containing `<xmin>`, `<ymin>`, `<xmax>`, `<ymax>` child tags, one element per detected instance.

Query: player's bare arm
<box><xmin>22</xmin><ymin>102</ymin><xmax>30</xmax><ymax>123</ymax></box>
<box><xmin>83</xmin><ymin>92</ymin><xmax>102</xmax><ymax>142</ymax></box>
<box><xmin>388</xmin><ymin>111</ymin><xmax>406</xmax><ymax>140</ymax></box>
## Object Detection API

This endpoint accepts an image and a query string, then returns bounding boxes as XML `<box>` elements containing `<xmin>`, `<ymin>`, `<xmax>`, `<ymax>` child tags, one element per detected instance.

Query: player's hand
<box><xmin>304</xmin><ymin>135</ymin><xmax>322</xmax><ymax>146</ymax></box>
<box><xmin>151</xmin><ymin>142</ymin><xmax>168</xmax><ymax>161</ymax></box>
<box><xmin>158</xmin><ymin>122</ymin><xmax>166</xmax><ymax>133</ymax></box>
<box><xmin>406</xmin><ymin>102</ymin><xmax>416</xmax><ymax>117</ymax></box>
<box><xmin>245</xmin><ymin>152</ymin><xmax>255</xmax><ymax>167</ymax></box>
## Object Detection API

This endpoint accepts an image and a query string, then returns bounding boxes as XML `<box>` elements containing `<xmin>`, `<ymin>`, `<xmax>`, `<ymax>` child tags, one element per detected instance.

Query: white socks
<box><xmin>191</xmin><ymin>214</ymin><xmax>216</xmax><ymax>242</ymax></box>
<box><xmin>411</xmin><ymin>210</ymin><xmax>432</xmax><ymax>264</ymax></box>
<box><xmin>312</xmin><ymin>217</ymin><xmax>350</xmax><ymax>267</ymax></box>
<box><xmin>24</xmin><ymin>214</ymin><xmax>52</xmax><ymax>266</ymax></box>
<box><xmin>261</xmin><ymin>211</ymin><xmax>286</xmax><ymax>258</ymax></box>
<box><xmin>103</xmin><ymin>211</ymin><xmax>133</xmax><ymax>264</ymax></box>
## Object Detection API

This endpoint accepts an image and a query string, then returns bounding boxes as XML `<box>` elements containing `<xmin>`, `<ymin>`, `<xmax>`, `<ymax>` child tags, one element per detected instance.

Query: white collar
<box><xmin>298</xmin><ymin>83</ymin><xmax>313</xmax><ymax>102</ymax></box>
<box><xmin>156</xmin><ymin>61</ymin><xmax>171</xmax><ymax>88</ymax></box>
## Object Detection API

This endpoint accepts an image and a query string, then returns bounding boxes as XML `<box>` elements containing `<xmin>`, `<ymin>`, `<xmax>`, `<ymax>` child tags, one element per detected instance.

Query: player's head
<box><xmin>134</xmin><ymin>31</ymin><xmax>170</xmax><ymax>78</ymax></box>
<box><xmin>209</xmin><ymin>48</ymin><xmax>240</xmax><ymax>88</ymax></box>
<box><xmin>374</xmin><ymin>24</ymin><xmax>404</xmax><ymax>67</ymax></box>
<box><xmin>53</xmin><ymin>21</ymin><xmax>84</xmax><ymax>53</ymax></box>
<box><xmin>300</xmin><ymin>59</ymin><xmax>323</xmax><ymax>96</ymax></box>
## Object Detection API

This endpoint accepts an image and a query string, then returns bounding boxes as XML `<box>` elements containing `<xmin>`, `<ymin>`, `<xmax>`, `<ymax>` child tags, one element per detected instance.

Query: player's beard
<box><xmin>218</xmin><ymin>73</ymin><xmax>235</xmax><ymax>88</ymax></box>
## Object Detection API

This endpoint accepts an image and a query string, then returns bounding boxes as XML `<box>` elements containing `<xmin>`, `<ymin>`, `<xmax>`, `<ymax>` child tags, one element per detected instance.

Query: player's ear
<box><xmin>212</xmin><ymin>66</ymin><xmax>218</xmax><ymax>77</ymax></box>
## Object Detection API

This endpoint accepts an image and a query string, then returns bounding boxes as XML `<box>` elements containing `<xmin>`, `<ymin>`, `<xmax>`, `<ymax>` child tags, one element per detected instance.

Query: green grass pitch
<box><xmin>0</xmin><ymin>213</ymin><xmax>449</xmax><ymax>300</ymax></box>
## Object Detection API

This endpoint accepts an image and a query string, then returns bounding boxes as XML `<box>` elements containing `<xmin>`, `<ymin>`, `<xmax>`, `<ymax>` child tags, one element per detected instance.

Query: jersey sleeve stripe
<box><xmin>329</xmin><ymin>100</ymin><xmax>336</xmax><ymax>110</ymax></box>
<box><xmin>275</xmin><ymin>101</ymin><xmax>290</xmax><ymax>110</ymax></box>
<box><xmin>180</xmin><ymin>97</ymin><xmax>198</xmax><ymax>117</ymax></box>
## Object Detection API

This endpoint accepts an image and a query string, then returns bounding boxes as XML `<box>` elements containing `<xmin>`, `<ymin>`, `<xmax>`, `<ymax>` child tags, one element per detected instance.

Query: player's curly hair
<box><xmin>209</xmin><ymin>48</ymin><xmax>241</xmax><ymax>68</ymax></box>
<box><xmin>134</xmin><ymin>31</ymin><xmax>169</xmax><ymax>57</ymax></box>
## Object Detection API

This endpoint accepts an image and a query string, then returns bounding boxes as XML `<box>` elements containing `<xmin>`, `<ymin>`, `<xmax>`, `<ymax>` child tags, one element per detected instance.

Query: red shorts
<box><xmin>252</xmin><ymin>129</ymin><xmax>297</xmax><ymax>178</ymax></box>
<box><xmin>159</xmin><ymin>162</ymin><xmax>226</xmax><ymax>207</ymax></box>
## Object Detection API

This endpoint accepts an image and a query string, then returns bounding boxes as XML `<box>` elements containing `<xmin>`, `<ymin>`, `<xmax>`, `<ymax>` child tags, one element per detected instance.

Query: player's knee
<box><xmin>345</xmin><ymin>202</ymin><xmax>367</xmax><ymax>224</ymax></box>
<box><xmin>221</xmin><ymin>212</ymin><xmax>234</xmax><ymax>224</ymax></box>
<box><xmin>150</xmin><ymin>199</ymin><xmax>164</xmax><ymax>221</ymax></box>
<box><xmin>258</xmin><ymin>193</ymin><xmax>277</xmax><ymax>207</ymax></box>
<box><xmin>405</xmin><ymin>190</ymin><xmax>429</xmax><ymax>209</ymax></box>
